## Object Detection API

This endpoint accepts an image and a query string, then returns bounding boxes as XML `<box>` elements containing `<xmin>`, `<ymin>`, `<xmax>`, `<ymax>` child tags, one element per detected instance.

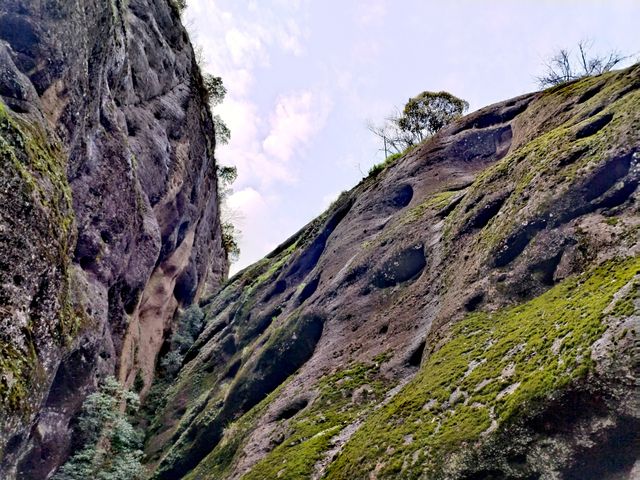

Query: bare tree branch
<box><xmin>537</xmin><ymin>39</ymin><xmax>629</xmax><ymax>88</ymax></box>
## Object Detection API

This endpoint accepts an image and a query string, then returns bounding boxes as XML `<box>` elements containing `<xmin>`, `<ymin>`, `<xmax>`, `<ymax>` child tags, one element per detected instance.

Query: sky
<box><xmin>182</xmin><ymin>0</ymin><xmax>640</xmax><ymax>274</ymax></box>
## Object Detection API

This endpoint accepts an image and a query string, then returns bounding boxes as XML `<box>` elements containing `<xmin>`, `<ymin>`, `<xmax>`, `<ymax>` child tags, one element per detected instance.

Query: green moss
<box><xmin>0</xmin><ymin>101</ymin><xmax>77</xmax><ymax>412</ymax></box>
<box><xmin>403</xmin><ymin>190</ymin><xmax>459</xmax><ymax>223</ymax></box>
<box><xmin>0</xmin><ymin>341</ymin><xmax>39</xmax><ymax>412</ymax></box>
<box><xmin>250</xmin><ymin>241</ymin><xmax>297</xmax><ymax>289</ymax></box>
<box><xmin>180</xmin><ymin>358</ymin><xmax>394</xmax><ymax>479</ymax></box>
<box><xmin>540</xmin><ymin>72</ymin><xmax>608</xmax><ymax>100</ymax></box>
<box><xmin>360</xmin><ymin>189</ymin><xmax>460</xmax><ymax>253</ymax></box>
<box><xmin>325</xmin><ymin>256</ymin><xmax>640</xmax><ymax>479</ymax></box>
<box><xmin>182</xmin><ymin>377</ymin><xmax>295</xmax><ymax>480</ymax></box>
<box><xmin>241</xmin><ymin>361</ymin><xmax>394</xmax><ymax>480</ymax></box>
<box><xmin>611</xmin><ymin>281</ymin><xmax>639</xmax><ymax>317</ymax></box>
<box><xmin>442</xmin><ymin>74</ymin><xmax>640</xmax><ymax>253</ymax></box>
<box><xmin>0</xmin><ymin>103</ymin><xmax>74</xmax><ymax>241</ymax></box>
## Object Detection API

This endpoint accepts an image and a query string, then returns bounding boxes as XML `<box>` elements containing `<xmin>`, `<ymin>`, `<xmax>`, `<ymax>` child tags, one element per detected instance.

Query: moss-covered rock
<box><xmin>144</xmin><ymin>66</ymin><xmax>640</xmax><ymax>479</ymax></box>
<box><xmin>0</xmin><ymin>0</ymin><xmax>229</xmax><ymax>475</ymax></box>
<box><xmin>325</xmin><ymin>257</ymin><xmax>640</xmax><ymax>479</ymax></box>
<box><xmin>0</xmin><ymin>100</ymin><xmax>79</xmax><ymax>473</ymax></box>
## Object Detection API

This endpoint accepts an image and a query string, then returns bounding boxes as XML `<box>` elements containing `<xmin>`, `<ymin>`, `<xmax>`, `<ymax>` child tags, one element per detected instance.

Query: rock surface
<box><xmin>0</xmin><ymin>0</ymin><xmax>226</xmax><ymax>478</ymax></box>
<box><xmin>1</xmin><ymin>2</ymin><xmax>640</xmax><ymax>478</ymax></box>
<box><xmin>146</xmin><ymin>65</ymin><xmax>640</xmax><ymax>479</ymax></box>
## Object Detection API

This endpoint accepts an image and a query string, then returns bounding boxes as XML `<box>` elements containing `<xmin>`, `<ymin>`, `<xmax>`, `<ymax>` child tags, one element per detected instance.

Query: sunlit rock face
<box><xmin>0</xmin><ymin>0</ymin><xmax>226</xmax><ymax>477</ymax></box>
<box><xmin>148</xmin><ymin>66</ymin><xmax>640</xmax><ymax>480</ymax></box>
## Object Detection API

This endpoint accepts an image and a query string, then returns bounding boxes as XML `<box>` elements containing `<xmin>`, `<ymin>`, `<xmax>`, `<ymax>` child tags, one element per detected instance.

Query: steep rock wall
<box><xmin>0</xmin><ymin>0</ymin><xmax>227</xmax><ymax>478</ymax></box>
<box><xmin>147</xmin><ymin>66</ymin><xmax>640</xmax><ymax>479</ymax></box>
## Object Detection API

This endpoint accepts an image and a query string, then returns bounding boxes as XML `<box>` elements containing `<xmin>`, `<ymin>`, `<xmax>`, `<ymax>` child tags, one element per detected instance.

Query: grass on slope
<box><xmin>324</xmin><ymin>256</ymin><xmax>640</xmax><ymax>479</ymax></box>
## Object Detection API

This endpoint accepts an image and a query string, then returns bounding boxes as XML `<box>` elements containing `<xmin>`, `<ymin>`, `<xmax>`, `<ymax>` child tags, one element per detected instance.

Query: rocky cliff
<box><xmin>0</xmin><ymin>0</ymin><xmax>227</xmax><ymax>478</ymax></box>
<box><xmin>146</xmin><ymin>65</ymin><xmax>640</xmax><ymax>479</ymax></box>
<box><xmin>1</xmin><ymin>2</ymin><xmax>639</xmax><ymax>478</ymax></box>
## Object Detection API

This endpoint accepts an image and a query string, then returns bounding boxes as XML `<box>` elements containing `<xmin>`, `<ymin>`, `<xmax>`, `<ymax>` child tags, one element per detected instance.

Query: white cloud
<box><xmin>227</xmin><ymin>186</ymin><xmax>266</xmax><ymax>214</ymax></box>
<box><xmin>222</xmin><ymin>148</ymin><xmax>296</xmax><ymax>187</ymax></box>
<box><xmin>277</xmin><ymin>19</ymin><xmax>308</xmax><ymax>56</ymax></box>
<box><xmin>184</xmin><ymin>1</ymin><xmax>307</xmax><ymax>89</ymax></box>
<box><xmin>216</xmin><ymin>98</ymin><xmax>261</xmax><ymax>147</ymax></box>
<box><xmin>225</xmin><ymin>27</ymin><xmax>269</xmax><ymax>66</ymax></box>
<box><xmin>356</xmin><ymin>0</ymin><xmax>388</xmax><ymax>26</ymax></box>
<box><xmin>216</xmin><ymin>89</ymin><xmax>333</xmax><ymax>190</ymax></box>
<box><xmin>226</xmin><ymin>187</ymin><xmax>290</xmax><ymax>275</ymax></box>
<box><xmin>222</xmin><ymin>68</ymin><xmax>254</xmax><ymax>97</ymax></box>
<box><xmin>184</xmin><ymin>0</ymin><xmax>317</xmax><ymax>192</ymax></box>
<box><xmin>263</xmin><ymin>90</ymin><xmax>333</xmax><ymax>163</ymax></box>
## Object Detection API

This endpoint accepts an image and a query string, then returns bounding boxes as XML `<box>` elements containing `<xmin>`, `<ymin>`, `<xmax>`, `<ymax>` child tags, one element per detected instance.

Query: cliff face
<box><xmin>1</xmin><ymin>3</ymin><xmax>639</xmax><ymax>478</ymax></box>
<box><xmin>148</xmin><ymin>65</ymin><xmax>640</xmax><ymax>480</ymax></box>
<box><xmin>0</xmin><ymin>0</ymin><xmax>227</xmax><ymax>478</ymax></box>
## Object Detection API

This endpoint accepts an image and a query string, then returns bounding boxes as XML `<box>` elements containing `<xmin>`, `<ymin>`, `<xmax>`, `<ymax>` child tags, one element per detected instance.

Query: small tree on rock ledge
<box><xmin>369</xmin><ymin>91</ymin><xmax>469</xmax><ymax>157</ymax></box>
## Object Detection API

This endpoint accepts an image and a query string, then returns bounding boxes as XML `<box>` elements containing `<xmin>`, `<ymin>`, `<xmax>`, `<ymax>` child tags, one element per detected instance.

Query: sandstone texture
<box><xmin>2</xmin><ymin>2</ymin><xmax>640</xmax><ymax>478</ymax></box>
<box><xmin>147</xmin><ymin>66</ymin><xmax>640</xmax><ymax>480</ymax></box>
<box><xmin>0</xmin><ymin>0</ymin><xmax>226</xmax><ymax>478</ymax></box>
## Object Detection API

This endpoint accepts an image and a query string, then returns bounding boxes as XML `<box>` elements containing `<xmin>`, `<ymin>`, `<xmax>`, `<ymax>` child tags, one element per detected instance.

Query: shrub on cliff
<box><xmin>53</xmin><ymin>377</ymin><xmax>144</xmax><ymax>480</ymax></box>
<box><xmin>202</xmin><ymin>74</ymin><xmax>231</xmax><ymax>145</ymax></box>
<box><xmin>160</xmin><ymin>305</ymin><xmax>205</xmax><ymax>377</ymax></box>
<box><xmin>217</xmin><ymin>165</ymin><xmax>241</xmax><ymax>262</ymax></box>
<box><xmin>174</xmin><ymin>0</ymin><xmax>186</xmax><ymax>13</ymax></box>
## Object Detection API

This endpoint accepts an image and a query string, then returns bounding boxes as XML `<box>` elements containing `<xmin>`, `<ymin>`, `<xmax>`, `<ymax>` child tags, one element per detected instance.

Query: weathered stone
<box><xmin>145</xmin><ymin>65</ymin><xmax>640</xmax><ymax>480</ymax></box>
<box><xmin>0</xmin><ymin>1</ymin><xmax>226</xmax><ymax>477</ymax></box>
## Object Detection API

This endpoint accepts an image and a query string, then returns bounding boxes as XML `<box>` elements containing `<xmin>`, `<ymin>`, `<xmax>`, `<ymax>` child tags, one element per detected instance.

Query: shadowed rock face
<box><xmin>0</xmin><ymin>0</ymin><xmax>226</xmax><ymax>477</ymax></box>
<box><xmin>148</xmin><ymin>65</ymin><xmax>640</xmax><ymax>480</ymax></box>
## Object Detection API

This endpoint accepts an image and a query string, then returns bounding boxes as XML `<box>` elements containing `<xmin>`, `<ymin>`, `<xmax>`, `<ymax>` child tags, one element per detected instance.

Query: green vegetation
<box><xmin>243</xmin><ymin>360</ymin><xmax>393</xmax><ymax>480</ymax></box>
<box><xmin>611</xmin><ymin>281</ymin><xmax>640</xmax><ymax>317</ymax></box>
<box><xmin>182</xmin><ymin>378</ymin><xmax>296</xmax><ymax>480</ymax></box>
<box><xmin>442</xmin><ymin>72</ymin><xmax>640</xmax><ymax>257</ymax></box>
<box><xmin>0</xmin><ymin>101</ymin><xmax>77</xmax><ymax>412</ymax></box>
<box><xmin>54</xmin><ymin>377</ymin><xmax>144</xmax><ymax>480</ymax></box>
<box><xmin>0</xmin><ymin>342</ymin><xmax>39</xmax><ymax>412</ymax></box>
<box><xmin>0</xmin><ymin>102</ymin><xmax>74</xmax><ymax>262</ymax></box>
<box><xmin>203</xmin><ymin>75</ymin><xmax>227</xmax><ymax>107</ymax></box>
<box><xmin>202</xmin><ymin>74</ymin><xmax>231</xmax><ymax>145</ymax></box>
<box><xmin>221</xmin><ymin>222</ymin><xmax>240</xmax><ymax>262</ymax></box>
<box><xmin>368</xmin><ymin>145</ymin><xmax>416</xmax><ymax>177</ymax></box>
<box><xmin>160</xmin><ymin>305</ymin><xmax>205</xmax><ymax>377</ymax></box>
<box><xmin>369</xmin><ymin>91</ymin><xmax>468</xmax><ymax>157</ymax></box>
<box><xmin>193</xmin><ymin>64</ymin><xmax>237</xmax><ymax>262</ymax></box>
<box><xmin>217</xmin><ymin>164</ymin><xmax>240</xmax><ymax>262</ymax></box>
<box><xmin>399</xmin><ymin>91</ymin><xmax>469</xmax><ymax>141</ymax></box>
<box><xmin>403</xmin><ymin>189</ymin><xmax>460</xmax><ymax>222</ymax></box>
<box><xmin>359</xmin><ymin>188</ymin><xmax>460</xmax><ymax>253</ymax></box>
<box><xmin>184</xmin><ymin>355</ymin><xmax>394</xmax><ymax>480</ymax></box>
<box><xmin>325</xmin><ymin>256</ymin><xmax>640</xmax><ymax>479</ymax></box>
<box><xmin>173</xmin><ymin>0</ymin><xmax>187</xmax><ymax>14</ymax></box>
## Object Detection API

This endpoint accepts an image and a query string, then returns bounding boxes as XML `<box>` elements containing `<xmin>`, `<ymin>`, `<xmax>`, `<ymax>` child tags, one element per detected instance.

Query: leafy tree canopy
<box><xmin>369</xmin><ymin>91</ymin><xmax>469</xmax><ymax>156</ymax></box>
<box><xmin>53</xmin><ymin>377</ymin><xmax>144</xmax><ymax>480</ymax></box>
